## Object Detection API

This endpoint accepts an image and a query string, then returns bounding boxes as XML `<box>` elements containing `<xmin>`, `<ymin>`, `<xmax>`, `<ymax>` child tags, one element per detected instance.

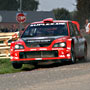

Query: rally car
<box><xmin>10</xmin><ymin>18</ymin><xmax>87</xmax><ymax>69</ymax></box>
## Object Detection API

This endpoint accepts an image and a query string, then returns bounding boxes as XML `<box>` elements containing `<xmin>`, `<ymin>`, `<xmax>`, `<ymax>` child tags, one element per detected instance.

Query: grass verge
<box><xmin>0</xmin><ymin>59</ymin><xmax>34</xmax><ymax>74</ymax></box>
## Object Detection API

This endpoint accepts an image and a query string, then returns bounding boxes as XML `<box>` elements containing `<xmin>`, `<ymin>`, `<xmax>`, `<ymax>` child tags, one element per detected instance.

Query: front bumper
<box><xmin>10</xmin><ymin>47</ymin><xmax>71</xmax><ymax>62</ymax></box>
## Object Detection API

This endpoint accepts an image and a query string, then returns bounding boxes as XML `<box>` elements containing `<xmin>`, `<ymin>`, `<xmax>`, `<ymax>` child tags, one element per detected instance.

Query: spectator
<box><xmin>85</xmin><ymin>19</ymin><xmax>90</xmax><ymax>34</ymax></box>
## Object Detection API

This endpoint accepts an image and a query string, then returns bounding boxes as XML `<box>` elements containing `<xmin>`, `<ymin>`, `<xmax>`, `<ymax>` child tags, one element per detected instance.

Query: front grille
<box><xmin>19</xmin><ymin>50</ymin><xmax>58</xmax><ymax>59</ymax></box>
<box><xmin>26</xmin><ymin>43</ymin><xmax>51</xmax><ymax>47</ymax></box>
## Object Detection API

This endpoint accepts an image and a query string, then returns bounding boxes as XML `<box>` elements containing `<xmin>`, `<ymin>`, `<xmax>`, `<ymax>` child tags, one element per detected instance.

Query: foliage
<box><xmin>0</xmin><ymin>0</ymin><xmax>39</xmax><ymax>11</ymax></box>
<box><xmin>76</xmin><ymin>0</ymin><xmax>90</xmax><ymax>27</ymax></box>
<box><xmin>70</xmin><ymin>10</ymin><xmax>78</xmax><ymax>21</ymax></box>
<box><xmin>53</xmin><ymin>8</ymin><xmax>71</xmax><ymax>20</ymax></box>
<box><xmin>22</xmin><ymin>0</ymin><xmax>39</xmax><ymax>11</ymax></box>
<box><xmin>0</xmin><ymin>0</ymin><xmax>18</xmax><ymax>10</ymax></box>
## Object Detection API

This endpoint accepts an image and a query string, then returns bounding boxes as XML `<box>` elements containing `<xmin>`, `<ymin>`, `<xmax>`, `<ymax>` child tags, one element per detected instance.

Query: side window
<box><xmin>73</xmin><ymin>24</ymin><xmax>80</xmax><ymax>36</ymax></box>
<box><xmin>69</xmin><ymin>23</ymin><xmax>76</xmax><ymax>37</ymax></box>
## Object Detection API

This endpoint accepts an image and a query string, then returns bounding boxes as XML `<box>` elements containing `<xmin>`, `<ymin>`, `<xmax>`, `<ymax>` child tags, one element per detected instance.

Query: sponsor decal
<box><xmin>67</xmin><ymin>54</ymin><xmax>70</xmax><ymax>57</ymax></box>
<box><xmin>35</xmin><ymin>58</ymin><xmax>42</xmax><ymax>60</ymax></box>
<box><xmin>14</xmin><ymin>57</ymin><xmax>19</xmax><ymax>59</ymax></box>
<box><xmin>61</xmin><ymin>51</ymin><xmax>64</xmax><ymax>54</ymax></box>
<box><xmin>52</xmin><ymin>48</ymin><xmax>64</xmax><ymax>50</ymax></box>
<box><xmin>67</xmin><ymin>47</ymin><xmax>71</xmax><ymax>50</ymax></box>
<box><xmin>59</xmin><ymin>55</ymin><xmax>65</xmax><ymax>57</ymax></box>
<box><xmin>30</xmin><ymin>23</ymin><xmax>66</xmax><ymax>27</ymax></box>
<box><xmin>15</xmin><ymin>53</ymin><xmax>18</xmax><ymax>56</ymax></box>
<box><xmin>27</xmin><ymin>39</ymin><xmax>51</xmax><ymax>43</ymax></box>
<box><xmin>15</xmin><ymin>50</ymin><xmax>24</xmax><ymax>51</ymax></box>
<box><xmin>30</xmin><ymin>49</ymin><xmax>37</xmax><ymax>51</ymax></box>
<box><xmin>39</xmin><ymin>48</ymin><xmax>47</xmax><ymax>50</ymax></box>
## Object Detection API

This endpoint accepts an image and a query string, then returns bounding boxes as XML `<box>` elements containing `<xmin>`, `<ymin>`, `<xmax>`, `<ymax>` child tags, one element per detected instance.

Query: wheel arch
<box><xmin>71</xmin><ymin>39</ymin><xmax>77</xmax><ymax>58</ymax></box>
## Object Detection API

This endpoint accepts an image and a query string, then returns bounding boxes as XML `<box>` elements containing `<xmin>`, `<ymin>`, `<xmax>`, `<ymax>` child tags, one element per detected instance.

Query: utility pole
<box><xmin>20</xmin><ymin>0</ymin><xmax>22</xmax><ymax>13</ymax></box>
<box><xmin>19</xmin><ymin>0</ymin><xmax>22</xmax><ymax>34</ymax></box>
<box><xmin>16</xmin><ymin>0</ymin><xmax>26</xmax><ymax>36</ymax></box>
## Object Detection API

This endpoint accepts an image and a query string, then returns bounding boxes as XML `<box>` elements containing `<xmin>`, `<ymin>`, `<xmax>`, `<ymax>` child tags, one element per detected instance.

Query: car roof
<box><xmin>31</xmin><ymin>18</ymin><xmax>71</xmax><ymax>24</ymax></box>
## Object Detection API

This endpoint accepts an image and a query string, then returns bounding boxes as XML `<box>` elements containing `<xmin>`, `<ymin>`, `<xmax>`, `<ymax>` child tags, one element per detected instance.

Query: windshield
<box><xmin>21</xmin><ymin>23</ymin><xmax>68</xmax><ymax>38</ymax></box>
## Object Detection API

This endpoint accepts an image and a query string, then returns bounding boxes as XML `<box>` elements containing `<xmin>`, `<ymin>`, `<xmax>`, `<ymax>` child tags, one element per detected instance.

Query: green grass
<box><xmin>0</xmin><ymin>59</ymin><xmax>34</xmax><ymax>74</ymax></box>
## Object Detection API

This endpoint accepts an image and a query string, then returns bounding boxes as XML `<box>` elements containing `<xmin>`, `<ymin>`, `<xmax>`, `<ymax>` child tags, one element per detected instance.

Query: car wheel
<box><xmin>70</xmin><ymin>45</ymin><xmax>76</xmax><ymax>64</ymax></box>
<box><xmin>12</xmin><ymin>63</ymin><xmax>22</xmax><ymax>69</ymax></box>
<box><xmin>33</xmin><ymin>62</ymin><xmax>38</xmax><ymax>68</ymax></box>
<box><xmin>81</xmin><ymin>46</ymin><xmax>87</xmax><ymax>62</ymax></box>
<box><xmin>83</xmin><ymin>46</ymin><xmax>87</xmax><ymax>61</ymax></box>
<box><xmin>78</xmin><ymin>45</ymin><xmax>87</xmax><ymax>62</ymax></box>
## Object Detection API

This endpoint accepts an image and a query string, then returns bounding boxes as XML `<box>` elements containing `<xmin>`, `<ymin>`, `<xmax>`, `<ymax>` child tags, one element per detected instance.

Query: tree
<box><xmin>0</xmin><ymin>0</ymin><xmax>18</xmax><ymax>10</ymax></box>
<box><xmin>70</xmin><ymin>10</ymin><xmax>78</xmax><ymax>21</ymax></box>
<box><xmin>76</xmin><ymin>0</ymin><xmax>90</xmax><ymax>27</ymax></box>
<box><xmin>53</xmin><ymin>8</ymin><xmax>71</xmax><ymax>20</ymax></box>
<box><xmin>22</xmin><ymin>0</ymin><xmax>39</xmax><ymax>11</ymax></box>
<box><xmin>0</xmin><ymin>0</ymin><xmax>39</xmax><ymax>11</ymax></box>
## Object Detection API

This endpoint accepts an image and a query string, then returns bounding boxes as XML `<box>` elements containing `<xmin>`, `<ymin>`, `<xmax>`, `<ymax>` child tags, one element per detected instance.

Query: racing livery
<box><xmin>10</xmin><ymin>18</ymin><xmax>87</xmax><ymax>69</ymax></box>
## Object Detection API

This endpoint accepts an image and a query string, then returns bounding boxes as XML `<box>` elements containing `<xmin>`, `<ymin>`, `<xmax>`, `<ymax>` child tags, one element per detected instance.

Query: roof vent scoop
<box><xmin>43</xmin><ymin>18</ymin><xmax>53</xmax><ymax>23</ymax></box>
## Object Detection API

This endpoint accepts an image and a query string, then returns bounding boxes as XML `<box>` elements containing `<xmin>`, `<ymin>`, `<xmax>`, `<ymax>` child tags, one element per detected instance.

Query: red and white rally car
<box><xmin>10</xmin><ymin>18</ymin><xmax>87</xmax><ymax>69</ymax></box>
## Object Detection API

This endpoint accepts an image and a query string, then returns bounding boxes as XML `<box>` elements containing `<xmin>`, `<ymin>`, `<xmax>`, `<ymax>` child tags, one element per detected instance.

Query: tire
<box><xmin>33</xmin><ymin>62</ymin><xmax>38</xmax><ymax>68</ymax></box>
<box><xmin>81</xmin><ymin>46</ymin><xmax>87</xmax><ymax>62</ymax></box>
<box><xmin>70</xmin><ymin>45</ymin><xmax>76</xmax><ymax>64</ymax></box>
<box><xmin>78</xmin><ymin>45</ymin><xmax>87</xmax><ymax>62</ymax></box>
<box><xmin>83</xmin><ymin>46</ymin><xmax>87</xmax><ymax>61</ymax></box>
<box><xmin>12</xmin><ymin>63</ymin><xmax>22</xmax><ymax>69</ymax></box>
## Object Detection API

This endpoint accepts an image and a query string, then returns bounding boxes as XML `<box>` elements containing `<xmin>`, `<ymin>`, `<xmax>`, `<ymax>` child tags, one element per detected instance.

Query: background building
<box><xmin>0</xmin><ymin>11</ymin><xmax>55</xmax><ymax>32</ymax></box>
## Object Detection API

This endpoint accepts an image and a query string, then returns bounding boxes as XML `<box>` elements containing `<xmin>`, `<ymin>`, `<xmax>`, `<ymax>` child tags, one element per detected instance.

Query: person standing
<box><xmin>85</xmin><ymin>19</ymin><xmax>90</xmax><ymax>34</ymax></box>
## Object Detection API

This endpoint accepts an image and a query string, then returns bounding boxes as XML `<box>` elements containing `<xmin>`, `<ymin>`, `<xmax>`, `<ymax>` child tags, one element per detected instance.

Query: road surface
<box><xmin>0</xmin><ymin>34</ymin><xmax>90</xmax><ymax>90</ymax></box>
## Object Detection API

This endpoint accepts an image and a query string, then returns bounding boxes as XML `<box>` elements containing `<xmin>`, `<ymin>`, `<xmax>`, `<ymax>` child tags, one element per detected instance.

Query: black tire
<box><xmin>83</xmin><ymin>46</ymin><xmax>87</xmax><ymax>61</ymax></box>
<box><xmin>12</xmin><ymin>63</ymin><xmax>22</xmax><ymax>69</ymax></box>
<box><xmin>81</xmin><ymin>46</ymin><xmax>87</xmax><ymax>62</ymax></box>
<box><xmin>78</xmin><ymin>45</ymin><xmax>87</xmax><ymax>62</ymax></box>
<box><xmin>33</xmin><ymin>62</ymin><xmax>38</xmax><ymax>68</ymax></box>
<box><xmin>70</xmin><ymin>45</ymin><xmax>76</xmax><ymax>64</ymax></box>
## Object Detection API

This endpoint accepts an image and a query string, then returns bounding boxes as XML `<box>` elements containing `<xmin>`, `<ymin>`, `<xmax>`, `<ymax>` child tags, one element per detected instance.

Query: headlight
<box><xmin>59</xmin><ymin>43</ymin><xmax>66</xmax><ymax>47</ymax></box>
<box><xmin>53</xmin><ymin>42</ymin><xmax>66</xmax><ymax>48</ymax></box>
<box><xmin>15</xmin><ymin>44</ymin><xmax>24</xmax><ymax>49</ymax></box>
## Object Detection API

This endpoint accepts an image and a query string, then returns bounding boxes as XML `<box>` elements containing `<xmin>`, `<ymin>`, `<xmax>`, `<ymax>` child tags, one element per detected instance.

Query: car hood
<box><xmin>21</xmin><ymin>36</ymin><xmax>68</xmax><ymax>47</ymax></box>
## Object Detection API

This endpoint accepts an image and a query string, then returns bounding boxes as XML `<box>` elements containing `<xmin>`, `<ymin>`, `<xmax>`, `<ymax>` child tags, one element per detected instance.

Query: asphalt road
<box><xmin>0</xmin><ymin>34</ymin><xmax>90</xmax><ymax>90</ymax></box>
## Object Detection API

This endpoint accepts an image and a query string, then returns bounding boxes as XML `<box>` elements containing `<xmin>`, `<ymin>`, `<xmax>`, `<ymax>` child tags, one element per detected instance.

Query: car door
<box><xmin>69</xmin><ymin>22</ymin><xmax>79</xmax><ymax>57</ymax></box>
<box><xmin>73</xmin><ymin>23</ymin><xmax>85</xmax><ymax>57</ymax></box>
